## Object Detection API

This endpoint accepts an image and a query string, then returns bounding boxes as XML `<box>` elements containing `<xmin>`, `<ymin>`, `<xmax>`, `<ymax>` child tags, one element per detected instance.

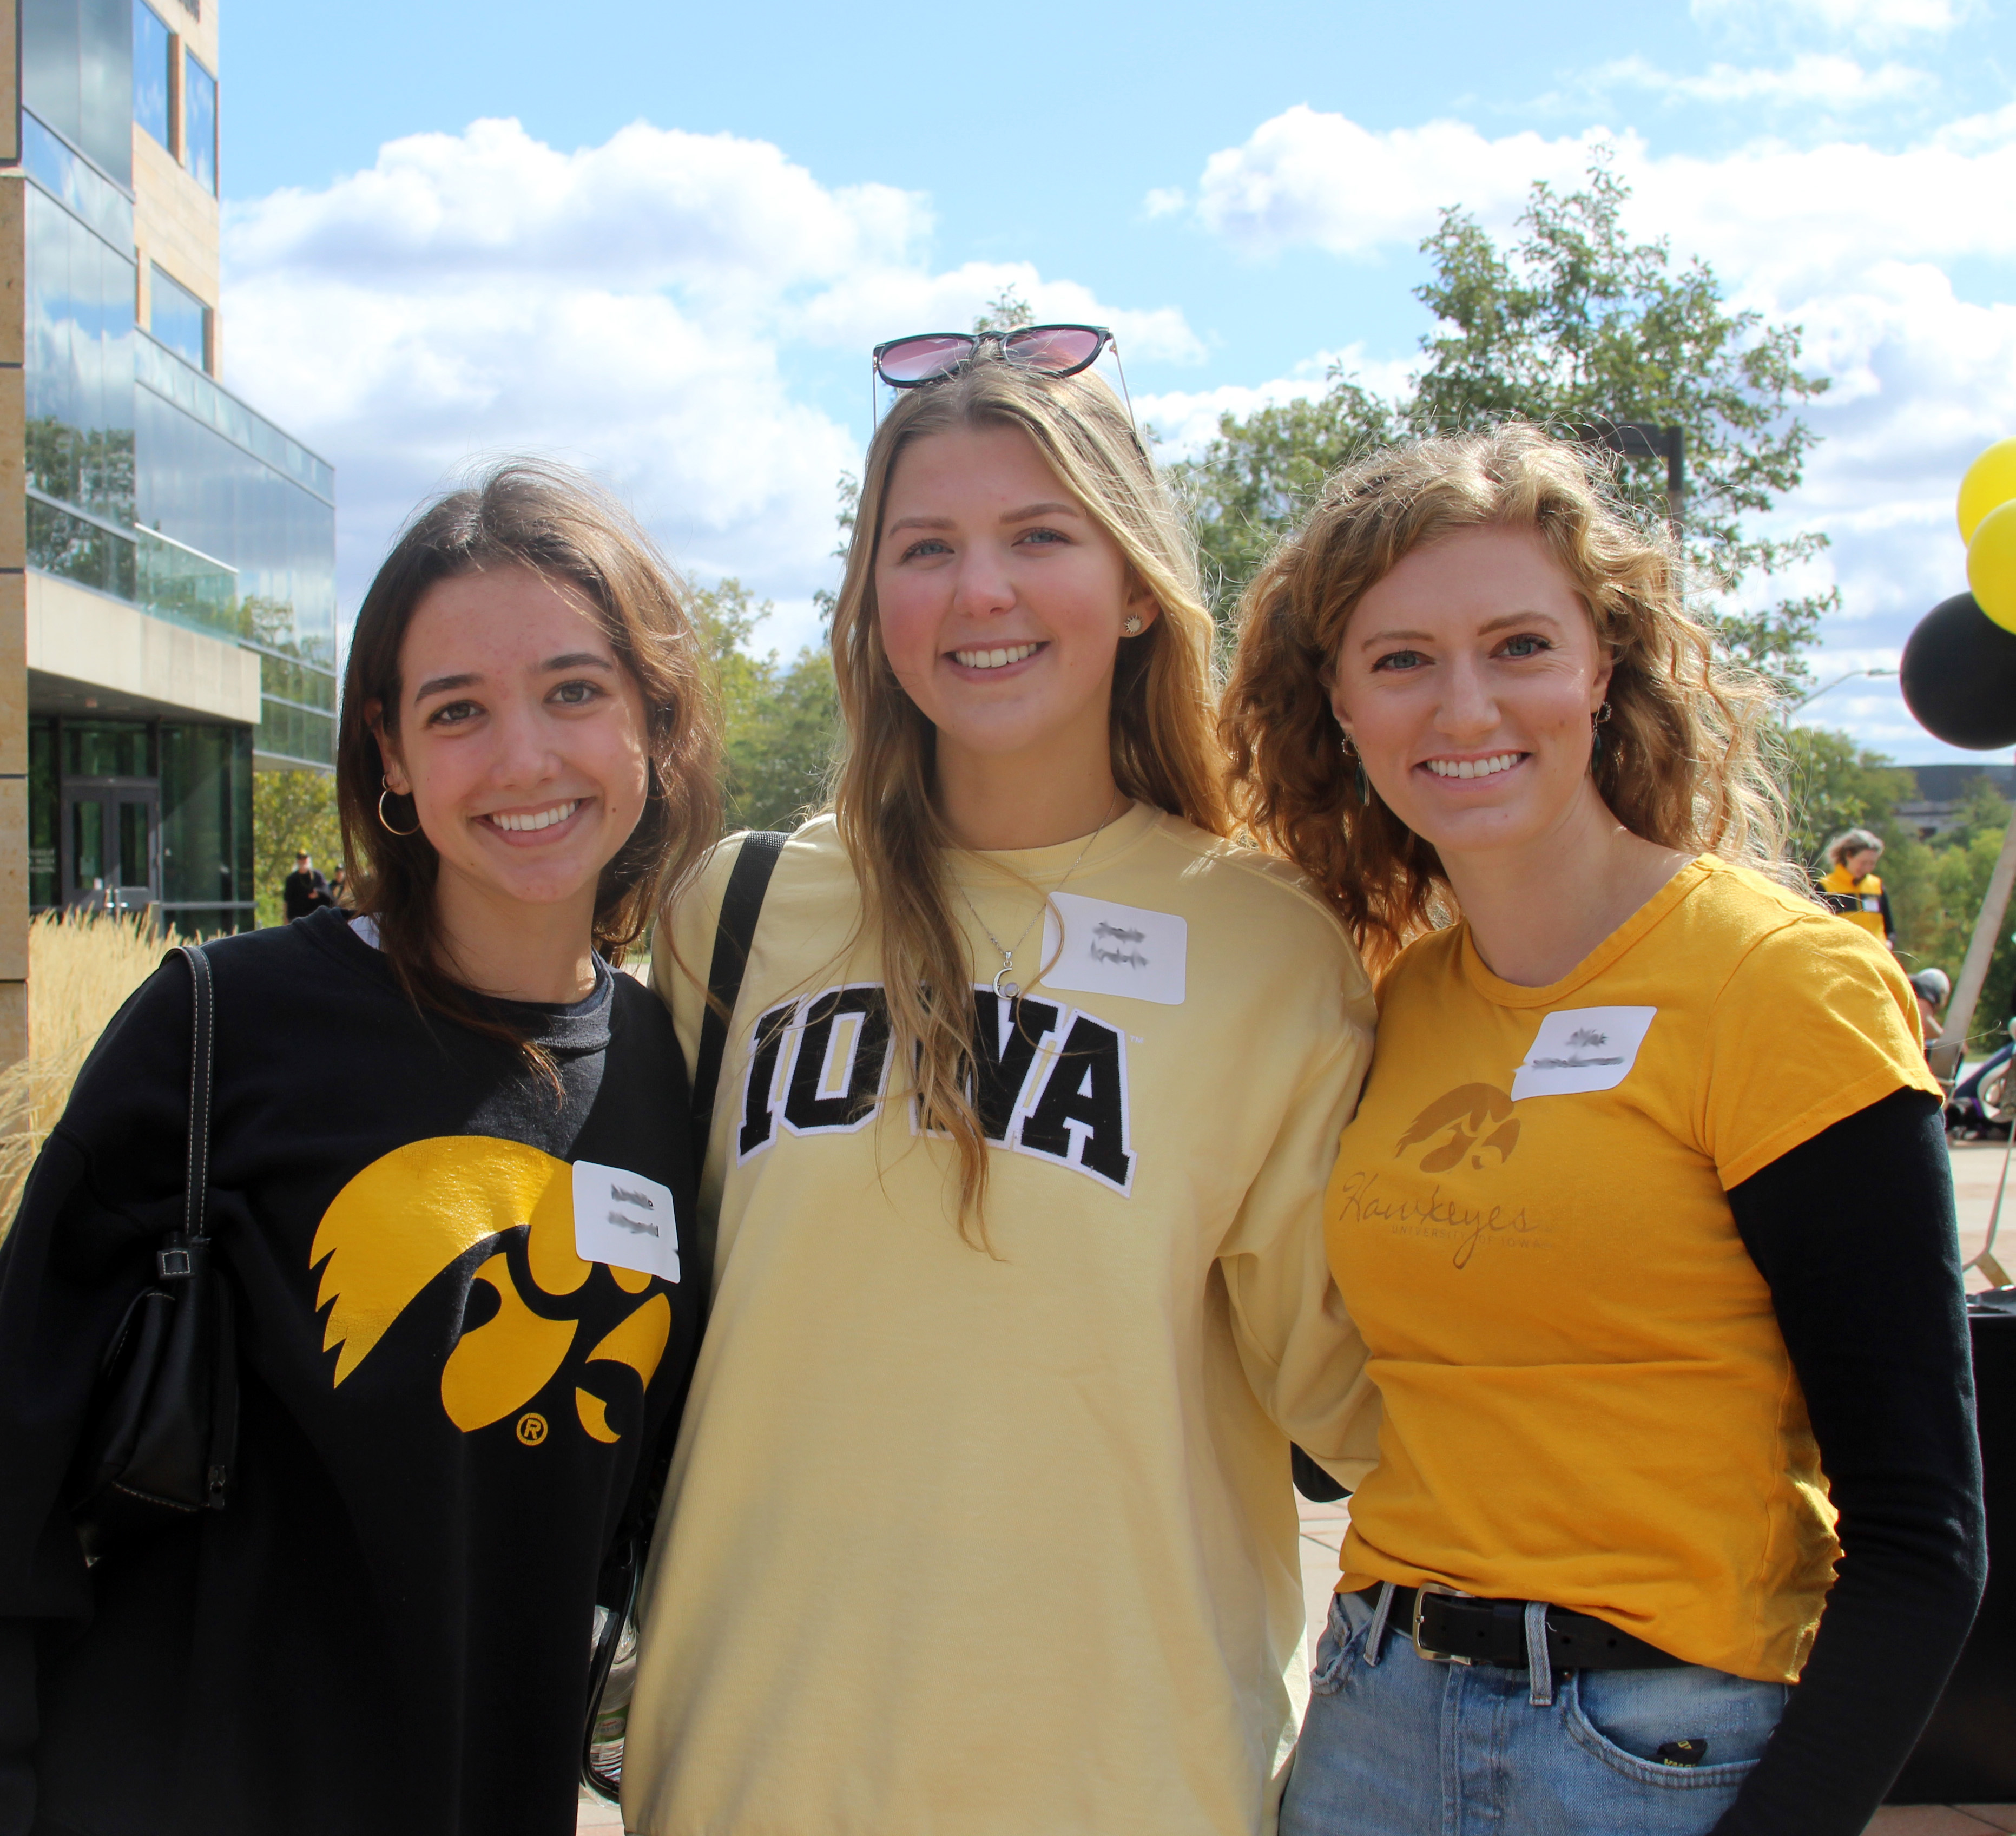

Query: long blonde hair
<box><xmin>1222</xmin><ymin>424</ymin><xmax>1789</xmax><ymax>966</ymax></box>
<box><xmin>828</xmin><ymin>356</ymin><xmax>1225</xmax><ymax>1237</ymax></box>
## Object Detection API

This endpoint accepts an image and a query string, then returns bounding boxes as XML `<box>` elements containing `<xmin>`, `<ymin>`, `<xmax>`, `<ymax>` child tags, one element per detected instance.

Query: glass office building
<box><xmin>15</xmin><ymin>0</ymin><xmax>337</xmax><ymax>934</ymax></box>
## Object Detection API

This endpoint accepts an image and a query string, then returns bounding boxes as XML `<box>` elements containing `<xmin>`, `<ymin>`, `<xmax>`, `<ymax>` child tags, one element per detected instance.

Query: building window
<box><xmin>183</xmin><ymin>49</ymin><xmax>216</xmax><ymax>195</ymax></box>
<box><xmin>133</xmin><ymin>3</ymin><xmax>173</xmax><ymax>150</ymax></box>
<box><xmin>150</xmin><ymin>264</ymin><xmax>210</xmax><ymax>371</ymax></box>
<box><xmin>23</xmin><ymin>0</ymin><xmax>136</xmax><ymax>190</ymax></box>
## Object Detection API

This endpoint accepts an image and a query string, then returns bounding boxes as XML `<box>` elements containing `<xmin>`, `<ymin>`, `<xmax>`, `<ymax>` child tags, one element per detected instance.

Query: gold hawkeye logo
<box><xmin>1395</xmin><ymin>1083</ymin><xmax>1520</xmax><ymax>1174</ymax></box>
<box><xmin>309</xmin><ymin>1137</ymin><xmax>670</xmax><ymax>1442</ymax></box>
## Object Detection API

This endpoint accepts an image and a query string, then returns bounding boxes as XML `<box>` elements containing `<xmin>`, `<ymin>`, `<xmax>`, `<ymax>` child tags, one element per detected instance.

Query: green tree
<box><xmin>691</xmin><ymin>578</ymin><xmax>840</xmax><ymax>832</ymax></box>
<box><xmin>252</xmin><ymin>767</ymin><xmax>342</xmax><ymax>927</ymax></box>
<box><xmin>973</xmin><ymin>286</ymin><xmax>1035</xmax><ymax>335</ymax></box>
<box><xmin>1908</xmin><ymin>779</ymin><xmax>2016</xmax><ymax>1049</ymax></box>
<box><xmin>1174</xmin><ymin>154</ymin><xmax>1835</xmax><ymax>689</ymax></box>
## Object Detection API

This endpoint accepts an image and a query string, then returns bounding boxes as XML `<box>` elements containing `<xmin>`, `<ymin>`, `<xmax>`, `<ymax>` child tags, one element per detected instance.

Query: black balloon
<box><xmin>1900</xmin><ymin>591</ymin><xmax>2016</xmax><ymax>750</ymax></box>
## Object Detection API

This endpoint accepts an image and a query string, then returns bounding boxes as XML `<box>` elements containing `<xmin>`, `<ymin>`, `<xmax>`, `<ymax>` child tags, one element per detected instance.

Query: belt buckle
<box><xmin>1409</xmin><ymin>1582</ymin><xmax>1476</xmax><ymax>1666</ymax></box>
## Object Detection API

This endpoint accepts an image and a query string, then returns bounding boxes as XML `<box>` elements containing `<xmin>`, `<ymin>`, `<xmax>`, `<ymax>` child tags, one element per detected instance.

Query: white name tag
<box><xmin>1038</xmin><ymin>893</ymin><xmax>1187</xmax><ymax>1006</ymax></box>
<box><xmin>1510</xmin><ymin>1006</ymin><xmax>1657</xmax><ymax>1101</ymax></box>
<box><xmin>572</xmin><ymin>1160</ymin><xmax>680</xmax><ymax>1282</ymax></box>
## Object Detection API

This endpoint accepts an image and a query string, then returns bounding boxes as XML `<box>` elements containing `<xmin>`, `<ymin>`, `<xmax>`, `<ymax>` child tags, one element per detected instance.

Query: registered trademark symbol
<box><xmin>516</xmin><ymin>1412</ymin><xmax>549</xmax><ymax>1445</ymax></box>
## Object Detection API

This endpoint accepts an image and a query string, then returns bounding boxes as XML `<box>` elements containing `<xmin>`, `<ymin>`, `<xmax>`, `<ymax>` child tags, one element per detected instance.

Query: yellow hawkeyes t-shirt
<box><xmin>1328</xmin><ymin>855</ymin><xmax>1939</xmax><ymax>1683</ymax></box>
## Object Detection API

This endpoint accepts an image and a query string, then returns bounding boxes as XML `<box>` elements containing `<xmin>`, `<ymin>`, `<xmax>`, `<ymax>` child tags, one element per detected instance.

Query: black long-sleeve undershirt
<box><xmin>1714</xmin><ymin>1086</ymin><xmax>1987</xmax><ymax>1834</ymax></box>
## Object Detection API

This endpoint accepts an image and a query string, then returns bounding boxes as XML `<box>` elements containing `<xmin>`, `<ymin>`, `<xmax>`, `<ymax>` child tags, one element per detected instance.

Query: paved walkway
<box><xmin>582</xmin><ymin>1140</ymin><xmax>2015</xmax><ymax>1832</ymax></box>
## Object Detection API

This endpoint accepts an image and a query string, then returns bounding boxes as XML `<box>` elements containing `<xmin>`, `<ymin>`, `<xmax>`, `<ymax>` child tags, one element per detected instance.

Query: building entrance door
<box><xmin>61</xmin><ymin>781</ymin><xmax>160</xmax><ymax>914</ymax></box>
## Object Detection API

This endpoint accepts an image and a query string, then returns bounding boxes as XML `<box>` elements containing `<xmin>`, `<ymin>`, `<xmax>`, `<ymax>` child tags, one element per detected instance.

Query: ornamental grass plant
<box><xmin>0</xmin><ymin>910</ymin><xmax>173</xmax><ymax>1242</ymax></box>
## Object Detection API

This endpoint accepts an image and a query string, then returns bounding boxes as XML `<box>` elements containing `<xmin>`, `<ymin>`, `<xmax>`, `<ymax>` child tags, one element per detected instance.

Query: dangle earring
<box><xmin>1590</xmin><ymin>701</ymin><xmax>1613</xmax><ymax>771</ymax></box>
<box><xmin>378</xmin><ymin>776</ymin><xmax>420</xmax><ymax>837</ymax></box>
<box><xmin>1340</xmin><ymin>729</ymin><xmax>1372</xmax><ymax>805</ymax></box>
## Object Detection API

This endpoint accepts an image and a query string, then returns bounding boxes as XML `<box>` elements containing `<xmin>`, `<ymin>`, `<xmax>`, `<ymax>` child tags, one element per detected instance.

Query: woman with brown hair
<box><xmin>0</xmin><ymin>459</ymin><xmax>718</xmax><ymax>1835</ymax></box>
<box><xmin>1224</xmin><ymin>424</ymin><xmax>1984</xmax><ymax>1835</ymax></box>
<box><xmin>622</xmin><ymin>331</ymin><xmax>1381</xmax><ymax>1836</ymax></box>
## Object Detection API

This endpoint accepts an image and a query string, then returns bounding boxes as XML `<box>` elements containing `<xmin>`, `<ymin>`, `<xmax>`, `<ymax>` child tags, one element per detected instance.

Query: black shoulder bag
<box><xmin>68</xmin><ymin>943</ymin><xmax>239</xmax><ymax>1561</ymax></box>
<box><xmin>583</xmin><ymin>831</ymin><xmax>787</xmax><ymax>1799</ymax></box>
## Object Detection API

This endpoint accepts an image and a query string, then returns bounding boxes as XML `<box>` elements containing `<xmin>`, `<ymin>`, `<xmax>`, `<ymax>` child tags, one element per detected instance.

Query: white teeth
<box><xmin>1425</xmin><ymin>754</ymin><xmax>1521</xmax><ymax>781</ymax></box>
<box><xmin>952</xmin><ymin>642</ymin><xmax>1039</xmax><ymax>670</ymax></box>
<box><xmin>490</xmin><ymin>800</ymin><xmax>580</xmax><ymax>833</ymax></box>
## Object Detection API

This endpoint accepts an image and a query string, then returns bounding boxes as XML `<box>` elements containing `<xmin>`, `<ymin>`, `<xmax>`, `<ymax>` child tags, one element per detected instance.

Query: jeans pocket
<box><xmin>1310</xmin><ymin>1588</ymin><xmax>1375</xmax><ymax>1696</ymax></box>
<box><xmin>1565</xmin><ymin>1664</ymin><xmax>1790</xmax><ymax>1786</ymax></box>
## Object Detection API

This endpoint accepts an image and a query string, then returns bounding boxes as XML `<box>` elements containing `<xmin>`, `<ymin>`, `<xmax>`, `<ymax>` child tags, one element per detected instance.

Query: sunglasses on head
<box><xmin>873</xmin><ymin>323</ymin><xmax>1115</xmax><ymax>389</ymax></box>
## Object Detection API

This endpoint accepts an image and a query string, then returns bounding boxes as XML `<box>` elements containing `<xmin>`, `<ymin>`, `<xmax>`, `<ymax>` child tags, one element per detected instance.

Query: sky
<box><xmin>215</xmin><ymin>0</ymin><xmax>2015</xmax><ymax>764</ymax></box>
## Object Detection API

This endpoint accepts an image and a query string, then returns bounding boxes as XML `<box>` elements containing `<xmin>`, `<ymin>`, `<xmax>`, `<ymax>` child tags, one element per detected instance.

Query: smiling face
<box><xmin>1329</xmin><ymin>524</ymin><xmax>1613</xmax><ymax>866</ymax></box>
<box><xmin>873</xmin><ymin>421</ymin><xmax>1155</xmax><ymax>782</ymax></box>
<box><xmin>373</xmin><ymin>565</ymin><xmax>653</xmax><ymax>927</ymax></box>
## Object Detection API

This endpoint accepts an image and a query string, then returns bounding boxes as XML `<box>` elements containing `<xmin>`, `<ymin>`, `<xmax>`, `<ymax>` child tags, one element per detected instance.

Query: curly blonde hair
<box><xmin>1222</xmin><ymin>424</ymin><xmax>1788</xmax><ymax>965</ymax></box>
<box><xmin>829</xmin><ymin>355</ymin><xmax>1225</xmax><ymax>1240</ymax></box>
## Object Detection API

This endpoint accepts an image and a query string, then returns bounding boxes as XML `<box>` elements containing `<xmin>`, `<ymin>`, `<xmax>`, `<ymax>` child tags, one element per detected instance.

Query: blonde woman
<box><xmin>1224</xmin><ymin>425</ymin><xmax>1985</xmax><ymax>1836</ymax></box>
<box><xmin>623</xmin><ymin>330</ymin><xmax>1380</xmax><ymax>1835</ymax></box>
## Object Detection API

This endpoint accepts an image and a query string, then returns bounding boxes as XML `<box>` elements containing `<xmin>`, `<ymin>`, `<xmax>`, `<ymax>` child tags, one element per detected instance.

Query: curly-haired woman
<box><xmin>1224</xmin><ymin>425</ymin><xmax>1985</xmax><ymax>1836</ymax></box>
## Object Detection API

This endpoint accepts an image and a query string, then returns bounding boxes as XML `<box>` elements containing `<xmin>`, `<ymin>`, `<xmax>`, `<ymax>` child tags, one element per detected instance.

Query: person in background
<box><xmin>281</xmin><ymin>848</ymin><xmax>332</xmax><ymax>922</ymax></box>
<box><xmin>1910</xmin><ymin>966</ymin><xmax>1951</xmax><ymax>1051</ymax></box>
<box><xmin>327</xmin><ymin>863</ymin><xmax>352</xmax><ymax>910</ymax></box>
<box><xmin>1817</xmin><ymin>828</ymin><xmax>1894</xmax><ymax>949</ymax></box>
<box><xmin>0</xmin><ymin>460</ymin><xmax>719</xmax><ymax>1836</ymax></box>
<box><xmin>1223</xmin><ymin>425</ymin><xmax>1984</xmax><ymax>1836</ymax></box>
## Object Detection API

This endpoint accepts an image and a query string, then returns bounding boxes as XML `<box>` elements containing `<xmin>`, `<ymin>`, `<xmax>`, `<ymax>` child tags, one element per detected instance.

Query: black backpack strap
<box><xmin>690</xmin><ymin>831</ymin><xmax>787</xmax><ymax>1149</ymax></box>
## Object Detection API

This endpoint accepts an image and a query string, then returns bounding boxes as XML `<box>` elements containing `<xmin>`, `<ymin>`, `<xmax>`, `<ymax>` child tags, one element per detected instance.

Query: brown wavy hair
<box><xmin>1222</xmin><ymin>424</ymin><xmax>1788</xmax><ymax>967</ymax></box>
<box><xmin>337</xmin><ymin>458</ymin><xmax>720</xmax><ymax>1044</ymax></box>
<box><xmin>829</xmin><ymin>356</ymin><xmax>1226</xmax><ymax>1239</ymax></box>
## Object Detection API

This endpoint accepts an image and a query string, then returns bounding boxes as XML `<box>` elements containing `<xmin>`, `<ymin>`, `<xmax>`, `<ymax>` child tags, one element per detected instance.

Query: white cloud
<box><xmin>1187</xmin><ymin>106</ymin><xmax>1612</xmax><ymax>258</ymax></box>
<box><xmin>1180</xmin><ymin>102</ymin><xmax>2016</xmax><ymax>288</ymax></box>
<box><xmin>1691</xmin><ymin>0</ymin><xmax>1965</xmax><ymax>49</ymax></box>
<box><xmin>222</xmin><ymin>116</ymin><xmax>1201</xmax><ymax>647</ymax></box>
<box><xmin>1587</xmin><ymin>50</ymin><xmax>1936</xmax><ymax>108</ymax></box>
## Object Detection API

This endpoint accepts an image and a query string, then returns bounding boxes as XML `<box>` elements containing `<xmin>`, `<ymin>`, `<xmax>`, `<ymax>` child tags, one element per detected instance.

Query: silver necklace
<box><xmin>953</xmin><ymin>794</ymin><xmax>1119</xmax><ymax>1002</ymax></box>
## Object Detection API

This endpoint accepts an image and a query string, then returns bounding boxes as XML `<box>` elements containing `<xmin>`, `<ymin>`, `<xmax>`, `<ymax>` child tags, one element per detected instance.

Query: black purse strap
<box><xmin>689</xmin><ymin>831</ymin><xmax>787</xmax><ymax>1149</ymax></box>
<box><xmin>175</xmin><ymin>943</ymin><xmax>215</xmax><ymax>1241</ymax></box>
<box><xmin>583</xmin><ymin>835</ymin><xmax>788</xmax><ymax>1798</ymax></box>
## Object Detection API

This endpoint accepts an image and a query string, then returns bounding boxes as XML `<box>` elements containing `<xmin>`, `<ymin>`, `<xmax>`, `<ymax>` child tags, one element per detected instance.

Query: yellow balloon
<box><xmin>1968</xmin><ymin>500</ymin><xmax>2016</xmax><ymax>634</ymax></box>
<box><xmin>1959</xmin><ymin>437</ymin><xmax>2016</xmax><ymax>544</ymax></box>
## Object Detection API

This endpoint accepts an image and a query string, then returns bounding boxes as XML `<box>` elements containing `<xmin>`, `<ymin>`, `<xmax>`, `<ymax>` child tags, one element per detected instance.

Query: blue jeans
<box><xmin>1280</xmin><ymin>1585</ymin><xmax>1791</xmax><ymax>1836</ymax></box>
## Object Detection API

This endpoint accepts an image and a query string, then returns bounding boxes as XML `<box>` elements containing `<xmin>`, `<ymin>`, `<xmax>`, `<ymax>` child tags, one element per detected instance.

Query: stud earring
<box><xmin>1122</xmin><ymin>614</ymin><xmax>1144</xmax><ymax>635</ymax></box>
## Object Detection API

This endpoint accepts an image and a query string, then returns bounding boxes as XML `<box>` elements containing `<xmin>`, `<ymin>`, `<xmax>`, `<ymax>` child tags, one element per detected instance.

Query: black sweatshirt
<box><xmin>0</xmin><ymin>910</ymin><xmax>701</xmax><ymax>1836</ymax></box>
<box><xmin>1716</xmin><ymin>1086</ymin><xmax>1987</xmax><ymax>1833</ymax></box>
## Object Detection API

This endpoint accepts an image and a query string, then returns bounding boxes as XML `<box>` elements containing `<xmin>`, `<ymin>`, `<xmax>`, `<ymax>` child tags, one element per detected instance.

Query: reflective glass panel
<box><xmin>24</xmin><ymin>0</ymin><xmax>136</xmax><ymax>189</ymax></box>
<box><xmin>65</xmin><ymin>719</ymin><xmax>153</xmax><ymax>776</ymax></box>
<box><xmin>149</xmin><ymin>264</ymin><xmax>209</xmax><ymax>371</ymax></box>
<box><xmin>23</xmin><ymin>185</ymin><xmax>137</xmax><ymax>529</ymax></box>
<box><xmin>135</xmin><ymin>387</ymin><xmax>338</xmax><ymax>659</ymax></box>
<box><xmin>29</xmin><ymin>723</ymin><xmax>58</xmax><ymax>910</ymax></box>
<box><xmin>21</xmin><ymin>109</ymin><xmax>135</xmax><ymax>247</ymax></box>
<box><xmin>118</xmin><ymin>798</ymin><xmax>152</xmax><ymax>885</ymax></box>
<box><xmin>160</xmin><ymin>720</ymin><xmax>252</xmax><ymax>916</ymax></box>
<box><xmin>72</xmin><ymin>798</ymin><xmax>105</xmax><ymax>886</ymax></box>
<box><xmin>183</xmin><ymin>49</ymin><xmax>216</xmax><ymax>194</ymax></box>
<box><xmin>133</xmin><ymin>3</ymin><xmax>170</xmax><ymax>147</ymax></box>
<box><xmin>79</xmin><ymin>0</ymin><xmax>134</xmax><ymax>185</ymax></box>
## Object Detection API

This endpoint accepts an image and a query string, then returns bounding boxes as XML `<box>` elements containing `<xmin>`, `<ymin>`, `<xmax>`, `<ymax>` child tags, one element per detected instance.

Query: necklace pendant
<box><xmin>992</xmin><ymin>965</ymin><xmax>1020</xmax><ymax>1002</ymax></box>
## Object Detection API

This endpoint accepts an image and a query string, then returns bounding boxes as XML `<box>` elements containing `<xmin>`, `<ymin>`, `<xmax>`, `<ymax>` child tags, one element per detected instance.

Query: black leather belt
<box><xmin>1374</xmin><ymin>1584</ymin><xmax>1684</xmax><ymax>1671</ymax></box>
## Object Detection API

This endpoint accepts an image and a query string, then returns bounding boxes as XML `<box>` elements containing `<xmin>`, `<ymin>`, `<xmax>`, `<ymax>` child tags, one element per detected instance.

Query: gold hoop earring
<box><xmin>378</xmin><ymin>784</ymin><xmax>420</xmax><ymax>837</ymax></box>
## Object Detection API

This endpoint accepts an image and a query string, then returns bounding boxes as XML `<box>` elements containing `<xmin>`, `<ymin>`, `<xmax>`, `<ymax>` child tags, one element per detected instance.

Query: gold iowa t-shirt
<box><xmin>1328</xmin><ymin>855</ymin><xmax>1940</xmax><ymax>1683</ymax></box>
